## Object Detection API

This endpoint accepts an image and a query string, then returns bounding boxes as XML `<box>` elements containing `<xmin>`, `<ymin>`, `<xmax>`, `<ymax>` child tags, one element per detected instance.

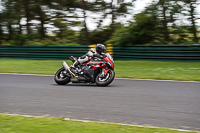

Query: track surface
<box><xmin>0</xmin><ymin>74</ymin><xmax>200</xmax><ymax>131</ymax></box>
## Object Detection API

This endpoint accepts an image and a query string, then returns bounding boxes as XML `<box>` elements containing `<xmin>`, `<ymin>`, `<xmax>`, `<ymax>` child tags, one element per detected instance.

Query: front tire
<box><xmin>95</xmin><ymin>70</ymin><xmax>115</xmax><ymax>86</ymax></box>
<box><xmin>54</xmin><ymin>67</ymin><xmax>70</xmax><ymax>85</ymax></box>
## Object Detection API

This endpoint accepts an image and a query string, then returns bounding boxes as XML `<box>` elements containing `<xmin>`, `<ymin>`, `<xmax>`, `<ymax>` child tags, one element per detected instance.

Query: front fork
<box><xmin>100</xmin><ymin>68</ymin><xmax>111</xmax><ymax>77</ymax></box>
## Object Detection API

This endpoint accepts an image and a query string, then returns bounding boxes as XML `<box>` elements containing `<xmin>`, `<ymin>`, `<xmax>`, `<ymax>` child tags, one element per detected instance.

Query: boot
<box><xmin>71</xmin><ymin>61</ymin><xmax>82</xmax><ymax>73</ymax></box>
<box><xmin>76</xmin><ymin>61</ymin><xmax>83</xmax><ymax>73</ymax></box>
<box><xmin>71</xmin><ymin>61</ymin><xmax>80</xmax><ymax>69</ymax></box>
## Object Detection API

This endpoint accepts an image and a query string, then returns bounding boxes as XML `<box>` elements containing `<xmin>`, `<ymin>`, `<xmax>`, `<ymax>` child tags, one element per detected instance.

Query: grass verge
<box><xmin>0</xmin><ymin>59</ymin><xmax>200</xmax><ymax>81</ymax></box>
<box><xmin>0</xmin><ymin>114</ymin><xmax>199</xmax><ymax>133</ymax></box>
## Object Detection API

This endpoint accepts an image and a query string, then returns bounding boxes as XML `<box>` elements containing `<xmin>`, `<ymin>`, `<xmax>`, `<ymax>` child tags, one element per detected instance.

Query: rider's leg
<box><xmin>72</xmin><ymin>55</ymin><xmax>89</xmax><ymax>68</ymax></box>
<box><xmin>77</xmin><ymin>55</ymin><xmax>89</xmax><ymax>64</ymax></box>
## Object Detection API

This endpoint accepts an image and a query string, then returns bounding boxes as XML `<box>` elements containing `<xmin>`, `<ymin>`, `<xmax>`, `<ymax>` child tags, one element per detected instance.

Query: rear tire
<box><xmin>95</xmin><ymin>70</ymin><xmax>115</xmax><ymax>86</ymax></box>
<box><xmin>54</xmin><ymin>67</ymin><xmax>70</xmax><ymax>85</ymax></box>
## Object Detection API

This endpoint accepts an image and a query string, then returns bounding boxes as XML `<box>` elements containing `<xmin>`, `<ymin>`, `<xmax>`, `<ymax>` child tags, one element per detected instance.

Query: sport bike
<box><xmin>54</xmin><ymin>53</ymin><xmax>115</xmax><ymax>86</ymax></box>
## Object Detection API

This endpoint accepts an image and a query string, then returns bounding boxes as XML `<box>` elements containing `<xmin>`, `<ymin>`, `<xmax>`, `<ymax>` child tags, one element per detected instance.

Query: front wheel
<box><xmin>54</xmin><ymin>67</ymin><xmax>70</xmax><ymax>85</ymax></box>
<box><xmin>95</xmin><ymin>70</ymin><xmax>115</xmax><ymax>86</ymax></box>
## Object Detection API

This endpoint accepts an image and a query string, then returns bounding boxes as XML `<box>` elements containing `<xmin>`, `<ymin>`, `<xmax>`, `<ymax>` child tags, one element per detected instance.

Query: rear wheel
<box><xmin>95</xmin><ymin>70</ymin><xmax>115</xmax><ymax>86</ymax></box>
<box><xmin>54</xmin><ymin>67</ymin><xmax>70</xmax><ymax>85</ymax></box>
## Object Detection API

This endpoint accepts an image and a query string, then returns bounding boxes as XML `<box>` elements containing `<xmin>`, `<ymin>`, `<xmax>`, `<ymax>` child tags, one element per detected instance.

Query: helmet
<box><xmin>96</xmin><ymin>44</ymin><xmax>106</xmax><ymax>54</ymax></box>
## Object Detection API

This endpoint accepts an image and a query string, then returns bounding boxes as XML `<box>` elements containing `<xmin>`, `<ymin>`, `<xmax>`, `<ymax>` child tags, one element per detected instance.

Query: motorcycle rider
<box><xmin>71</xmin><ymin>44</ymin><xmax>106</xmax><ymax>71</ymax></box>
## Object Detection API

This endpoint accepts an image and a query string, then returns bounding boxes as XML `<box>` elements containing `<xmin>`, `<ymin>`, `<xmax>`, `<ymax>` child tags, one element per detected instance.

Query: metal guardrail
<box><xmin>0</xmin><ymin>45</ymin><xmax>200</xmax><ymax>62</ymax></box>
<box><xmin>0</xmin><ymin>45</ymin><xmax>88</xmax><ymax>60</ymax></box>
<box><xmin>113</xmin><ymin>45</ymin><xmax>200</xmax><ymax>62</ymax></box>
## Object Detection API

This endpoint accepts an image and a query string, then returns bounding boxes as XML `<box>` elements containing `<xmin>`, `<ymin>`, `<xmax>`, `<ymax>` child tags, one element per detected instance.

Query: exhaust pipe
<box><xmin>62</xmin><ymin>61</ymin><xmax>75</xmax><ymax>77</ymax></box>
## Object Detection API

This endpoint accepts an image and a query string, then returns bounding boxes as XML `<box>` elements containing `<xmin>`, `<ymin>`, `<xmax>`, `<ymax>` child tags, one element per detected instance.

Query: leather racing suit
<box><xmin>72</xmin><ymin>48</ymin><xmax>103</xmax><ymax>68</ymax></box>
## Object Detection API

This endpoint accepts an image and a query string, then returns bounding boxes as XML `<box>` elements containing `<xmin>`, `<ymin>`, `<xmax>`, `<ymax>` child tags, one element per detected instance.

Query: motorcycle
<box><xmin>54</xmin><ymin>53</ymin><xmax>115</xmax><ymax>86</ymax></box>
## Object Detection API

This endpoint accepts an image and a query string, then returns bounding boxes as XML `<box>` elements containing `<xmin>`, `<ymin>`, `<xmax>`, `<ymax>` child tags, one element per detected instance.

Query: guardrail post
<box><xmin>89</xmin><ymin>44</ymin><xmax>96</xmax><ymax>49</ymax></box>
<box><xmin>106</xmin><ymin>44</ymin><xmax>113</xmax><ymax>57</ymax></box>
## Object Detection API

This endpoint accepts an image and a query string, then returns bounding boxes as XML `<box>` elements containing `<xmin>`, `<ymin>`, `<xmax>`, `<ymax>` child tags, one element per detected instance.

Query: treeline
<box><xmin>0</xmin><ymin>0</ymin><xmax>199</xmax><ymax>46</ymax></box>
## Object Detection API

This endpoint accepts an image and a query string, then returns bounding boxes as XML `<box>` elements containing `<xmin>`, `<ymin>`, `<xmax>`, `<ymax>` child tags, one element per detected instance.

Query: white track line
<box><xmin>0</xmin><ymin>73</ymin><xmax>52</xmax><ymax>77</ymax></box>
<box><xmin>1</xmin><ymin>113</ymin><xmax>196</xmax><ymax>132</ymax></box>
<box><xmin>117</xmin><ymin>78</ymin><xmax>200</xmax><ymax>83</ymax></box>
<box><xmin>0</xmin><ymin>73</ymin><xmax>200</xmax><ymax>83</ymax></box>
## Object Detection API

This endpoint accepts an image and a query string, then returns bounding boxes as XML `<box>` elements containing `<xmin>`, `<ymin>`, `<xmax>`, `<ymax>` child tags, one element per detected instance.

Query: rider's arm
<box><xmin>87</xmin><ymin>48</ymin><xmax>96</xmax><ymax>57</ymax></box>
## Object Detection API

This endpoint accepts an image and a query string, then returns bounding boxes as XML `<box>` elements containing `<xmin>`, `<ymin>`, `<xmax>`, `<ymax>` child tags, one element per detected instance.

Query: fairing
<box><xmin>78</xmin><ymin>53</ymin><xmax>114</xmax><ymax>82</ymax></box>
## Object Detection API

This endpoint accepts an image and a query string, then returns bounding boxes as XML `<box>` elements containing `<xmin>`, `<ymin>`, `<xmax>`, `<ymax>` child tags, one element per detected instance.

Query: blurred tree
<box><xmin>106</xmin><ymin>9</ymin><xmax>159</xmax><ymax>46</ymax></box>
<box><xmin>152</xmin><ymin>0</ymin><xmax>199</xmax><ymax>44</ymax></box>
<box><xmin>23</xmin><ymin>0</ymin><xmax>32</xmax><ymax>34</ymax></box>
<box><xmin>53</xmin><ymin>18</ymin><xmax>78</xmax><ymax>43</ymax></box>
<box><xmin>183</xmin><ymin>0</ymin><xmax>199</xmax><ymax>43</ymax></box>
<box><xmin>157</xmin><ymin>0</ymin><xmax>171</xmax><ymax>43</ymax></box>
<box><xmin>0</xmin><ymin>6</ymin><xmax>6</xmax><ymax>44</ymax></box>
<box><xmin>36</xmin><ymin>4</ymin><xmax>46</xmax><ymax>38</ymax></box>
<box><xmin>0</xmin><ymin>0</ymin><xmax>199</xmax><ymax>46</ymax></box>
<box><xmin>153</xmin><ymin>0</ymin><xmax>187</xmax><ymax>44</ymax></box>
<box><xmin>1</xmin><ymin>0</ymin><xmax>40</xmax><ymax>41</ymax></box>
<box><xmin>81</xmin><ymin>0</ymin><xmax>90</xmax><ymax>45</ymax></box>
<box><xmin>89</xmin><ymin>26</ymin><xmax>113</xmax><ymax>44</ymax></box>
<box><xmin>105</xmin><ymin>24</ymin><xmax>131</xmax><ymax>46</ymax></box>
<box><xmin>106</xmin><ymin>0</ymin><xmax>200</xmax><ymax>46</ymax></box>
<box><xmin>84</xmin><ymin>0</ymin><xmax>134</xmax><ymax>45</ymax></box>
<box><xmin>0</xmin><ymin>19</ymin><xmax>4</xmax><ymax>44</ymax></box>
<box><xmin>49</xmin><ymin>0</ymin><xmax>107</xmax><ymax>45</ymax></box>
<box><xmin>104</xmin><ymin>0</ymin><xmax>133</xmax><ymax>34</ymax></box>
<box><xmin>131</xmin><ymin>0</ymin><xmax>196</xmax><ymax>44</ymax></box>
<box><xmin>1</xmin><ymin>0</ymin><xmax>20</xmax><ymax>39</ymax></box>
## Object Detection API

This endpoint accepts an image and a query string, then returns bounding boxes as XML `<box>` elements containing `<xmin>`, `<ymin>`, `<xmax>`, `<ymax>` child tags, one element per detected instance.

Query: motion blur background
<box><xmin>0</xmin><ymin>0</ymin><xmax>199</xmax><ymax>46</ymax></box>
<box><xmin>1</xmin><ymin>1</ymin><xmax>200</xmax><ymax>132</ymax></box>
<box><xmin>0</xmin><ymin>0</ymin><xmax>200</xmax><ymax>62</ymax></box>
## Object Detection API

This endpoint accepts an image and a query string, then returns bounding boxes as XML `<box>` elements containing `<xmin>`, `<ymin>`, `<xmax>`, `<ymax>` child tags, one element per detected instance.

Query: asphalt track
<box><xmin>0</xmin><ymin>74</ymin><xmax>200</xmax><ymax>131</ymax></box>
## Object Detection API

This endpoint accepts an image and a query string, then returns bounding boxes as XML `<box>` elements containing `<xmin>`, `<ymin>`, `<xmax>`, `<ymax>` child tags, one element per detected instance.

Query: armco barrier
<box><xmin>0</xmin><ymin>45</ymin><xmax>200</xmax><ymax>61</ymax></box>
<box><xmin>0</xmin><ymin>45</ymin><xmax>88</xmax><ymax>60</ymax></box>
<box><xmin>113</xmin><ymin>45</ymin><xmax>200</xmax><ymax>62</ymax></box>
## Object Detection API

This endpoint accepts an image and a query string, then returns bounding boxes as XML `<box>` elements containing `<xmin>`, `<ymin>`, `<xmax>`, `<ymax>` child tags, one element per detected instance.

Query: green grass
<box><xmin>0</xmin><ymin>114</ymin><xmax>199</xmax><ymax>133</ymax></box>
<box><xmin>0</xmin><ymin>59</ymin><xmax>200</xmax><ymax>81</ymax></box>
<box><xmin>115</xmin><ymin>60</ymin><xmax>200</xmax><ymax>81</ymax></box>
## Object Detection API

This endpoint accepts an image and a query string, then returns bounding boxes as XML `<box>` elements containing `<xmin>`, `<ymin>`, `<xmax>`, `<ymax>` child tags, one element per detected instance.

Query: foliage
<box><xmin>182</xmin><ymin>0</ymin><xmax>199</xmax><ymax>43</ymax></box>
<box><xmin>0</xmin><ymin>0</ymin><xmax>199</xmax><ymax>46</ymax></box>
<box><xmin>107</xmin><ymin>0</ymin><xmax>200</xmax><ymax>46</ymax></box>
<box><xmin>107</xmin><ymin>9</ymin><xmax>159</xmax><ymax>46</ymax></box>
<box><xmin>9</xmin><ymin>34</ymin><xmax>41</xmax><ymax>45</ymax></box>
<box><xmin>89</xmin><ymin>26</ymin><xmax>115</xmax><ymax>44</ymax></box>
<box><xmin>26</xmin><ymin>38</ymin><xmax>80</xmax><ymax>46</ymax></box>
<box><xmin>53</xmin><ymin>18</ymin><xmax>79</xmax><ymax>41</ymax></box>
<box><xmin>3</xmin><ymin>35</ymin><xmax>80</xmax><ymax>46</ymax></box>
<box><xmin>106</xmin><ymin>25</ymin><xmax>130</xmax><ymax>46</ymax></box>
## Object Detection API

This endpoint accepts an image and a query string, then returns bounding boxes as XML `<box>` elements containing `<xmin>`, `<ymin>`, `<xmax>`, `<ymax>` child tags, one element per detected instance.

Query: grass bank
<box><xmin>0</xmin><ymin>59</ymin><xmax>200</xmax><ymax>81</ymax></box>
<box><xmin>0</xmin><ymin>114</ymin><xmax>199</xmax><ymax>133</ymax></box>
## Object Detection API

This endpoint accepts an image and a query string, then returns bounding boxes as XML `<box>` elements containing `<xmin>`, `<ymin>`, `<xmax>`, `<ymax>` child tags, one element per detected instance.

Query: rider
<box><xmin>71</xmin><ymin>44</ymin><xmax>106</xmax><ymax>70</ymax></box>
